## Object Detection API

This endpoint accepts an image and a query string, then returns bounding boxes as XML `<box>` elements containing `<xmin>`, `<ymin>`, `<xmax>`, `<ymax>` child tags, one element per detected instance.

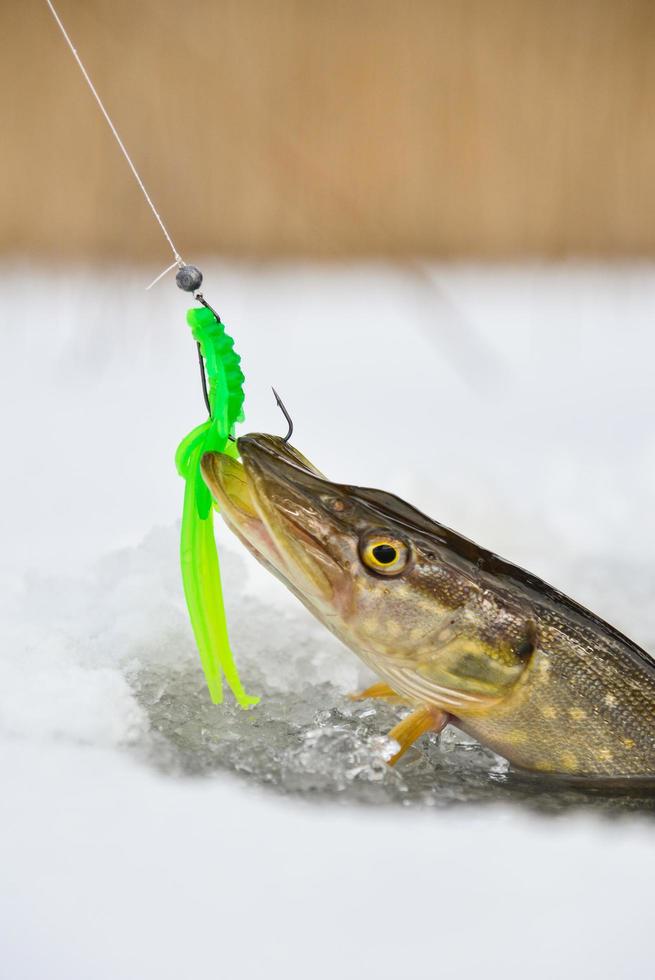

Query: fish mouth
<box><xmin>200</xmin><ymin>434</ymin><xmax>342</xmax><ymax>603</ymax></box>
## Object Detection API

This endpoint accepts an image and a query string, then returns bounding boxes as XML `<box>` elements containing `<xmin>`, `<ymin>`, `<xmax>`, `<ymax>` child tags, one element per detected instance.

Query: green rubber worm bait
<box><xmin>43</xmin><ymin>0</ymin><xmax>258</xmax><ymax>708</ymax></box>
<box><xmin>175</xmin><ymin>297</ymin><xmax>259</xmax><ymax>708</ymax></box>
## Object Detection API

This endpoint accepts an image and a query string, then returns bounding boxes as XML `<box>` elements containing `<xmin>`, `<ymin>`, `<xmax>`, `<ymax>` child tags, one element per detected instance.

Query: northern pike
<box><xmin>201</xmin><ymin>434</ymin><xmax>655</xmax><ymax>781</ymax></box>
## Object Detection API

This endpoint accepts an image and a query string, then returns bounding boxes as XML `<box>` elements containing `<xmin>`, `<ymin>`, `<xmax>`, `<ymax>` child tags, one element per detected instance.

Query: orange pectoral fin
<box><xmin>349</xmin><ymin>682</ymin><xmax>403</xmax><ymax>703</ymax></box>
<box><xmin>387</xmin><ymin>706</ymin><xmax>448</xmax><ymax>765</ymax></box>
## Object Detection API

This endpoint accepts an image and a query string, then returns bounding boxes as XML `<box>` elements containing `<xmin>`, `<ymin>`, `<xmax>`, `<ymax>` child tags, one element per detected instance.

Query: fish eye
<box><xmin>360</xmin><ymin>535</ymin><xmax>409</xmax><ymax>576</ymax></box>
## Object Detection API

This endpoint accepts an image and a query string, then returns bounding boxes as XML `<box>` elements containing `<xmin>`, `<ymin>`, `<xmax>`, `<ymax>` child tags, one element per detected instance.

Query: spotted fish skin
<box><xmin>201</xmin><ymin>434</ymin><xmax>655</xmax><ymax>779</ymax></box>
<box><xmin>459</xmin><ymin>611</ymin><xmax>655</xmax><ymax>777</ymax></box>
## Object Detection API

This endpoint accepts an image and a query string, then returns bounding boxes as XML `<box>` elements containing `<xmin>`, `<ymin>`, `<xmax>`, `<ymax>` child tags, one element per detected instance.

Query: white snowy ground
<box><xmin>2</xmin><ymin>261</ymin><xmax>655</xmax><ymax>978</ymax></box>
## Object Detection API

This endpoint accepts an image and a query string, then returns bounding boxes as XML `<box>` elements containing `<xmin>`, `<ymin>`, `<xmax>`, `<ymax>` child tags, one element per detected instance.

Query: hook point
<box><xmin>271</xmin><ymin>387</ymin><xmax>294</xmax><ymax>443</ymax></box>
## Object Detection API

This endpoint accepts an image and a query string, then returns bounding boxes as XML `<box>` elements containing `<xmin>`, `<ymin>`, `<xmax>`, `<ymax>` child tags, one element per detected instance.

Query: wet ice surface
<box><xmin>6</xmin><ymin>521</ymin><xmax>655</xmax><ymax>817</ymax></box>
<box><xmin>5</xmin><ymin>259</ymin><xmax>655</xmax><ymax>820</ymax></box>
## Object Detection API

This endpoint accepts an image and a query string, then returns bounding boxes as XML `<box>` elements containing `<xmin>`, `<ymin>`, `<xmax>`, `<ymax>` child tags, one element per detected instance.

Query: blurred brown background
<box><xmin>2</xmin><ymin>0</ymin><xmax>655</xmax><ymax>259</ymax></box>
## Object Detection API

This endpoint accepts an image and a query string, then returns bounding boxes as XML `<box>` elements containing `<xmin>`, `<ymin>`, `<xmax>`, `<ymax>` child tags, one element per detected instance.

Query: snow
<box><xmin>2</xmin><ymin>261</ymin><xmax>655</xmax><ymax>978</ymax></box>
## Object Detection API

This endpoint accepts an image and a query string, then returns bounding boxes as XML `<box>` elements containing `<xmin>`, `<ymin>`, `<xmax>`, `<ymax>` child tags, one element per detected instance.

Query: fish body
<box><xmin>201</xmin><ymin>434</ymin><xmax>655</xmax><ymax>779</ymax></box>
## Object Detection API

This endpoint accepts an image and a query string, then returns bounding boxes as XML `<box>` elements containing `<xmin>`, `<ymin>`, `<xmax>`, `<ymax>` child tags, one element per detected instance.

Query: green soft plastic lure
<box><xmin>175</xmin><ymin>303</ymin><xmax>258</xmax><ymax>708</ymax></box>
<box><xmin>45</xmin><ymin>0</ymin><xmax>257</xmax><ymax>706</ymax></box>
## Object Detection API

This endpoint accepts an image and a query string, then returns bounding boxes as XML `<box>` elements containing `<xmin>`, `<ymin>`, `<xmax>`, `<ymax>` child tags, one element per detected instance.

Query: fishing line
<box><xmin>44</xmin><ymin>0</ymin><xmax>216</xmax><ymax>413</ymax></box>
<box><xmin>44</xmin><ymin>0</ymin><xmax>293</xmax><ymax>709</ymax></box>
<box><xmin>44</xmin><ymin>0</ymin><xmax>183</xmax><ymax>273</ymax></box>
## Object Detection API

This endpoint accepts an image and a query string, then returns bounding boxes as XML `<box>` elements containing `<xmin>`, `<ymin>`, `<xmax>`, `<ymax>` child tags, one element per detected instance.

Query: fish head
<box><xmin>200</xmin><ymin>433</ymin><xmax>453</xmax><ymax>659</ymax></box>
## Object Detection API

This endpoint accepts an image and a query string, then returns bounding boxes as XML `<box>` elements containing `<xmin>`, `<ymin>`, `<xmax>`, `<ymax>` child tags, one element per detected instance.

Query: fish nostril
<box><xmin>322</xmin><ymin>494</ymin><xmax>352</xmax><ymax>513</ymax></box>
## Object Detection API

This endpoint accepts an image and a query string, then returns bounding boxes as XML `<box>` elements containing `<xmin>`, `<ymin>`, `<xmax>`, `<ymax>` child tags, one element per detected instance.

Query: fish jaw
<box><xmin>200</xmin><ymin>436</ymin><xmax>359</xmax><ymax>625</ymax></box>
<box><xmin>199</xmin><ymin>451</ymin><xmax>282</xmax><ymax>577</ymax></box>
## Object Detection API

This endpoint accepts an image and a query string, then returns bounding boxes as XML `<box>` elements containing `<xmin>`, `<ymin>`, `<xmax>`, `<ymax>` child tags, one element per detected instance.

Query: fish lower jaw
<box><xmin>219</xmin><ymin>507</ymin><xmax>280</xmax><ymax>564</ymax></box>
<box><xmin>219</xmin><ymin>504</ymin><xmax>336</xmax><ymax>609</ymax></box>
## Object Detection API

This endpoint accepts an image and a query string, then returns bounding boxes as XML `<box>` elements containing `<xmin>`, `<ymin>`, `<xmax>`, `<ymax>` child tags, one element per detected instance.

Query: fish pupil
<box><xmin>372</xmin><ymin>544</ymin><xmax>397</xmax><ymax>564</ymax></box>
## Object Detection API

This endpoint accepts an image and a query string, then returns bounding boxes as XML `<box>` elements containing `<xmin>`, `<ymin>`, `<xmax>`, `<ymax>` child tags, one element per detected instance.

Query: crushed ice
<box><xmin>3</xmin><ymin>524</ymin><xmax>655</xmax><ymax>813</ymax></box>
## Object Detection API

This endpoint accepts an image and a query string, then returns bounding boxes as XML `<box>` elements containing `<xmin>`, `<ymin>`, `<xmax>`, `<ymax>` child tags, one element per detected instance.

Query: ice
<box><xmin>4</xmin><ymin>262</ymin><xmax>655</xmax><ymax>979</ymax></box>
<box><xmin>4</xmin><ymin>263</ymin><xmax>655</xmax><ymax>812</ymax></box>
<box><xmin>0</xmin><ymin>523</ymin><xmax>466</xmax><ymax>802</ymax></box>
<box><xmin>3</xmin><ymin>521</ymin><xmax>655</xmax><ymax>816</ymax></box>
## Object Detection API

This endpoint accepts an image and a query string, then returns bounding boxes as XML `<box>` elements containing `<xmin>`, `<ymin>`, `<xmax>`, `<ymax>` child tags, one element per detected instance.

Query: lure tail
<box><xmin>176</xmin><ymin>306</ymin><xmax>258</xmax><ymax>708</ymax></box>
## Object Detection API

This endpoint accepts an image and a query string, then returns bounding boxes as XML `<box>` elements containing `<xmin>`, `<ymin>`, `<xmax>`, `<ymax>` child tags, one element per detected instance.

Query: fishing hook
<box><xmin>193</xmin><ymin>290</ymin><xmax>236</xmax><ymax>440</ymax></box>
<box><xmin>194</xmin><ymin>292</ymin><xmax>220</xmax><ymax>418</ymax></box>
<box><xmin>195</xmin><ymin>292</ymin><xmax>221</xmax><ymax>323</ymax></box>
<box><xmin>196</xmin><ymin>342</ymin><xmax>211</xmax><ymax>415</ymax></box>
<box><xmin>189</xmin><ymin>286</ymin><xmax>294</xmax><ymax>445</ymax></box>
<box><xmin>272</xmin><ymin>387</ymin><xmax>294</xmax><ymax>443</ymax></box>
